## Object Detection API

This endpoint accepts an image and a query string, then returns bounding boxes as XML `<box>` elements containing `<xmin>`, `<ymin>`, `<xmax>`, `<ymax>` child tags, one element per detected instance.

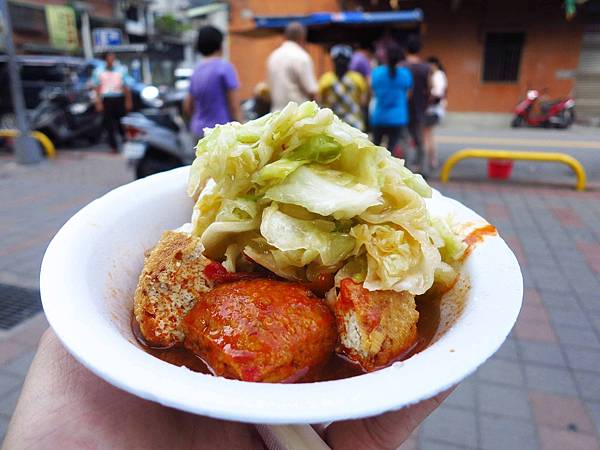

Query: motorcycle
<box><xmin>511</xmin><ymin>89</ymin><xmax>575</xmax><ymax>129</ymax></box>
<box><xmin>30</xmin><ymin>86</ymin><xmax>103</xmax><ymax>146</ymax></box>
<box><xmin>120</xmin><ymin>86</ymin><xmax>195</xmax><ymax>179</ymax></box>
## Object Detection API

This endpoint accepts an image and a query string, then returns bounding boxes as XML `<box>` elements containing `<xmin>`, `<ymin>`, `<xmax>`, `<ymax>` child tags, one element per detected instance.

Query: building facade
<box><xmin>228</xmin><ymin>0</ymin><xmax>339</xmax><ymax>101</ymax></box>
<box><xmin>226</xmin><ymin>0</ymin><xmax>599</xmax><ymax>119</ymax></box>
<box><xmin>6</xmin><ymin>0</ymin><xmax>117</xmax><ymax>55</ymax></box>
<box><xmin>415</xmin><ymin>0</ymin><xmax>587</xmax><ymax>114</ymax></box>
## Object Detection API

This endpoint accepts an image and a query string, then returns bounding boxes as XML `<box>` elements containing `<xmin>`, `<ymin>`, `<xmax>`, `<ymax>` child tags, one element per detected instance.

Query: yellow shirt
<box><xmin>318</xmin><ymin>70</ymin><xmax>367</xmax><ymax>105</ymax></box>
<box><xmin>318</xmin><ymin>70</ymin><xmax>367</xmax><ymax>130</ymax></box>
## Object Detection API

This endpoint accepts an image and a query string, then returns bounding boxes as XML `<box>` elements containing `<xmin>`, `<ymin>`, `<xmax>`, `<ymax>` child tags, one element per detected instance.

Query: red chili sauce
<box><xmin>133</xmin><ymin>227</ymin><xmax>491</xmax><ymax>382</ymax></box>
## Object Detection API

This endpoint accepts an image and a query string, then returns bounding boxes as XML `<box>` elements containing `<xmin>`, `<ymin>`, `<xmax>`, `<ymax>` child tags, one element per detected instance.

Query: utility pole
<box><xmin>0</xmin><ymin>0</ymin><xmax>42</xmax><ymax>164</ymax></box>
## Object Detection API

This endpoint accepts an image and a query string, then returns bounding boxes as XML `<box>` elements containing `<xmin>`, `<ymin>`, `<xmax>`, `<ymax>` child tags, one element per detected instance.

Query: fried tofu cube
<box><xmin>133</xmin><ymin>231</ymin><xmax>211</xmax><ymax>347</ymax></box>
<box><xmin>329</xmin><ymin>279</ymin><xmax>419</xmax><ymax>371</ymax></box>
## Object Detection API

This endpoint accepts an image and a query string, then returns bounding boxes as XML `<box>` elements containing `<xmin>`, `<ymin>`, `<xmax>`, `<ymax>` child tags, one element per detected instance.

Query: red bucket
<box><xmin>488</xmin><ymin>159</ymin><xmax>513</xmax><ymax>180</ymax></box>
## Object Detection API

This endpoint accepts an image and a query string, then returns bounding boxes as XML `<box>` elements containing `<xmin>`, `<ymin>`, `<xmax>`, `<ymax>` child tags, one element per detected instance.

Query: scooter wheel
<box><xmin>511</xmin><ymin>117</ymin><xmax>523</xmax><ymax>128</ymax></box>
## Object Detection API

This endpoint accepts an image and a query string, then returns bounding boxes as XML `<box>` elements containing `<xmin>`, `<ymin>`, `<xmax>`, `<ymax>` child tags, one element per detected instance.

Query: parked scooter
<box><xmin>511</xmin><ymin>89</ymin><xmax>575</xmax><ymax>129</ymax></box>
<box><xmin>120</xmin><ymin>86</ymin><xmax>195</xmax><ymax>179</ymax></box>
<box><xmin>30</xmin><ymin>86</ymin><xmax>103</xmax><ymax>146</ymax></box>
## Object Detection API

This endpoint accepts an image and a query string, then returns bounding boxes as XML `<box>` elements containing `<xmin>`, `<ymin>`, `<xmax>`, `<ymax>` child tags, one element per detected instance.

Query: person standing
<box><xmin>349</xmin><ymin>42</ymin><xmax>372</xmax><ymax>80</ymax></box>
<box><xmin>184</xmin><ymin>26</ymin><xmax>240</xmax><ymax>141</ymax></box>
<box><xmin>93</xmin><ymin>52</ymin><xmax>133</xmax><ymax>153</ymax></box>
<box><xmin>405</xmin><ymin>35</ymin><xmax>431</xmax><ymax>175</ymax></box>
<box><xmin>318</xmin><ymin>45</ymin><xmax>367</xmax><ymax>130</ymax></box>
<box><xmin>349</xmin><ymin>41</ymin><xmax>372</xmax><ymax>130</ymax></box>
<box><xmin>424</xmin><ymin>56</ymin><xmax>448</xmax><ymax>171</ymax></box>
<box><xmin>369</xmin><ymin>42</ymin><xmax>413</xmax><ymax>155</ymax></box>
<box><xmin>267</xmin><ymin>22</ymin><xmax>318</xmax><ymax>112</ymax></box>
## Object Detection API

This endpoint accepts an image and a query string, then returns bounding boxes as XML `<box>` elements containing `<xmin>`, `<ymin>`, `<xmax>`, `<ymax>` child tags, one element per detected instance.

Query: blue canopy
<box><xmin>254</xmin><ymin>10</ymin><xmax>423</xmax><ymax>29</ymax></box>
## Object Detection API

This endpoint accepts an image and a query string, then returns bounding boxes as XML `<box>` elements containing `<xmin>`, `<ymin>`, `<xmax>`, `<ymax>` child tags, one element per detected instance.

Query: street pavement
<box><xmin>0</xmin><ymin>125</ymin><xmax>600</xmax><ymax>448</ymax></box>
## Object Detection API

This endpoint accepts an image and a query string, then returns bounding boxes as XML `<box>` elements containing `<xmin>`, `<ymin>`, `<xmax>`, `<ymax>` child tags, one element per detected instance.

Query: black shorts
<box><xmin>425</xmin><ymin>112</ymin><xmax>440</xmax><ymax>127</ymax></box>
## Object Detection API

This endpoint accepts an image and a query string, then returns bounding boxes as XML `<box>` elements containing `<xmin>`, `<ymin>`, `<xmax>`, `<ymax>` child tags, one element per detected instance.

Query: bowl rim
<box><xmin>40</xmin><ymin>167</ymin><xmax>523</xmax><ymax>424</ymax></box>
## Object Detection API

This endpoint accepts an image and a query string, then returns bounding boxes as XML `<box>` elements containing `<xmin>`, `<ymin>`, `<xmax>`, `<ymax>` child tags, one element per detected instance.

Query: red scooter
<box><xmin>511</xmin><ymin>90</ymin><xmax>575</xmax><ymax>129</ymax></box>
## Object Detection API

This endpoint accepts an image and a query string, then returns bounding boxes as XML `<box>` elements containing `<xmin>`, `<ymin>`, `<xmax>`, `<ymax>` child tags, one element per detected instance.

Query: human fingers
<box><xmin>324</xmin><ymin>387</ymin><xmax>454</xmax><ymax>450</ymax></box>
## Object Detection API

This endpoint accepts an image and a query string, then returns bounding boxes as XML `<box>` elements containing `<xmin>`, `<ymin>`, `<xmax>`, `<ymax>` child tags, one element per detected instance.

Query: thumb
<box><xmin>324</xmin><ymin>387</ymin><xmax>454</xmax><ymax>450</ymax></box>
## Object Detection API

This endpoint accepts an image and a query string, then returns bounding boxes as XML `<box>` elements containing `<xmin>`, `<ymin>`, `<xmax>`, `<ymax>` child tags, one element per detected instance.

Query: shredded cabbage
<box><xmin>260</xmin><ymin>204</ymin><xmax>355</xmax><ymax>267</ymax></box>
<box><xmin>187</xmin><ymin>101</ymin><xmax>465</xmax><ymax>295</ymax></box>
<box><xmin>264</xmin><ymin>166</ymin><xmax>382</xmax><ymax>219</ymax></box>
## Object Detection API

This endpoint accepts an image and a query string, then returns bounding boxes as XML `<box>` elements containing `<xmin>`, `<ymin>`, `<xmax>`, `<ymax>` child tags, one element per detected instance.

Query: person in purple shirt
<box><xmin>184</xmin><ymin>26</ymin><xmax>240</xmax><ymax>139</ymax></box>
<box><xmin>349</xmin><ymin>42</ymin><xmax>373</xmax><ymax>80</ymax></box>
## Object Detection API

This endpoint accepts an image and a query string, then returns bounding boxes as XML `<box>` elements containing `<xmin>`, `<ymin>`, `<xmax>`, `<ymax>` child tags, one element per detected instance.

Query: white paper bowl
<box><xmin>41</xmin><ymin>166</ymin><xmax>522</xmax><ymax>424</ymax></box>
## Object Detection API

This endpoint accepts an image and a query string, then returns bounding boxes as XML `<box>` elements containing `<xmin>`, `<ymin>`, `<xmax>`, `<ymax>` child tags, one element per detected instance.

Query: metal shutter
<box><xmin>575</xmin><ymin>32</ymin><xmax>600</xmax><ymax>119</ymax></box>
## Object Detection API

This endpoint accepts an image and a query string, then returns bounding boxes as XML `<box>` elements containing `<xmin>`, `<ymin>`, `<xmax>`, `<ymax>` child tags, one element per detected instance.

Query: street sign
<box><xmin>45</xmin><ymin>5</ymin><xmax>79</xmax><ymax>50</ymax></box>
<box><xmin>93</xmin><ymin>28</ymin><xmax>123</xmax><ymax>47</ymax></box>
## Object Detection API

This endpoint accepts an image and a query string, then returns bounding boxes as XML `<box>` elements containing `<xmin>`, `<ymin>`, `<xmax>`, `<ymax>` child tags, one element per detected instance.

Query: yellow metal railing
<box><xmin>440</xmin><ymin>148</ymin><xmax>586</xmax><ymax>191</ymax></box>
<box><xmin>0</xmin><ymin>129</ymin><xmax>56</xmax><ymax>158</ymax></box>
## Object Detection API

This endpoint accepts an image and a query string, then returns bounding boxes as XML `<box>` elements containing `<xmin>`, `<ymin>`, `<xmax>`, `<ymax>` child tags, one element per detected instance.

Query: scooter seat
<box><xmin>540</xmin><ymin>100</ymin><xmax>563</xmax><ymax>114</ymax></box>
<box><xmin>141</xmin><ymin>110</ymin><xmax>179</xmax><ymax>132</ymax></box>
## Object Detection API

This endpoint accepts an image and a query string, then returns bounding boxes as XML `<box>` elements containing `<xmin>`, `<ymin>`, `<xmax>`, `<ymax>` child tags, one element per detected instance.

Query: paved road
<box><xmin>432</xmin><ymin>125</ymin><xmax>600</xmax><ymax>189</ymax></box>
<box><xmin>1</xmin><ymin>127</ymin><xmax>600</xmax><ymax>448</ymax></box>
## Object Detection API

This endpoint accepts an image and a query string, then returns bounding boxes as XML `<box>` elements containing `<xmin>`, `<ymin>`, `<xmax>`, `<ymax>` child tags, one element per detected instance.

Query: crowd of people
<box><xmin>185</xmin><ymin>22</ymin><xmax>448</xmax><ymax>178</ymax></box>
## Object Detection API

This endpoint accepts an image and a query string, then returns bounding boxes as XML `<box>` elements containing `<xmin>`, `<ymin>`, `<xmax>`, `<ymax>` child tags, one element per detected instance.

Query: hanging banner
<box><xmin>45</xmin><ymin>5</ymin><xmax>79</xmax><ymax>50</ymax></box>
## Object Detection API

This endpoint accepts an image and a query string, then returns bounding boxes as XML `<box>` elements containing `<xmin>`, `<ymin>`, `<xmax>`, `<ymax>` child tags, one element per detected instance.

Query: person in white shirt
<box><xmin>267</xmin><ymin>22</ymin><xmax>318</xmax><ymax>112</ymax></box>
<box><xmin>424</xmin><ymin>56</ymin><xmax>448</xmax><ymax>171</ymax></box>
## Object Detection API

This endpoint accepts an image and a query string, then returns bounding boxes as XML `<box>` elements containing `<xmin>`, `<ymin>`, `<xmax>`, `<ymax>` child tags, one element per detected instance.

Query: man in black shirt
<box><xmin>405</xmin><ymin>35</ymin><xmax>431</xmax><ymax>176</ymax></box>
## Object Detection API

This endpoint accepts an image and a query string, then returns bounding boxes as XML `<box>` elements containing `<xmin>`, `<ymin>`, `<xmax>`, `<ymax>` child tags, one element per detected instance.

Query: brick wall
<box><xmin>415</xmin><ymin>0</ymin><xmax>584</xmax><ymax>112</ymax></box>
<box><xmin>226</xmin><ymin>0</ymin><xmax>584</xmax><ymax>112</ymax></box>
<box><xmin>228</xmin><ymin>0</ymin><xmax>339</xmax><ymax>100</ymax></box>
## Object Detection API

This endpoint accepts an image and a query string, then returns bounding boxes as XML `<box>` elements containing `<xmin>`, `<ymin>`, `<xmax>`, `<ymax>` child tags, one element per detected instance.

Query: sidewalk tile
<box><xmin>564</xmin><ymin>346</ymin><xmax>600</xmax><ymax>373</ymax></box>
<box><xmin>476</xmin><ymin>359</ymin><xmax>524</xmax><ymax>387</ymax></box>
<box><xmin>504</xmin><ymin>235</ymin><xmax>527</xmax><ymax>266</ymax></box>
<box><xmin>517</xmin><ymin>341</ymin><xmax>567</xmax><ymax>367</ymax></box>
<box><xmin>0</xmin><ymin>370</ymin><xmax>21</xmax><ymax>398</ymax></box>
<box><xmin>577</xmin><ymin>241</ymin><xmax>600</xmax><ymax>274</ymax></box>
<box><xmin>485</xmin><ymin>202</ymin><xmax>510</xmax><ymax>222</ymax></box>
<box><xmin>551</xmin><ymin>207</ymin><xmax>584</xmax><ymax>228</ymax></box>
<box><xmin>538</xmin><ymin>426</ymin><xmax>599</xmax><ymax>450</ymax></box>
<box><xmin>10</xmin><ymin>314</ymin><xmax>48</xmax><ymax>347</ymax></box>
<box><xmin>418</xmin><ymin>439</ymin><xmax>473</xmax><ymax>450</ymax></box>
<box><xmin>540</xmin><ymin>290</ymin><xmax>579</xmax><ymax>311</ymax></box>
<box><xmin>514</xmin><ymin>316</ymin><xmax>557</xmax><ymax>343</ymax></box>
<box><xmin>577</xmin><ymin>292</ymin><xmax>600</xmax><ymax>314</ymax></box>
<box><xmin>419</xmin><ymin>405</ymin><xmax>478</xmax><ymax>448</ymax></box>
<box><xmin>548</xmin><ymin>308</ymin><xmax>591</xmax><ymax>328</ymax></box>
<box><xmin>518</xmin><ymin>301</ymin><xmax>550</xmax><ymax>322</ymax></box>
<box><xmin>0</xmin><ymin>338</ymin><xmax>28</xmax><ymax>367</ymax></box>
<box><xmin>479</xmin><ymin>414</ymin><xmax>538</xmax><ymax>450</ymax></box>
<box><xmin>477</xmin><ymin>383</ymin><xmax>531</xmax><ymax>419</ymax></box>
<box><xmin>399</xmin><ymin>433</ymin><xmax>418</xmax><ymax>450</ymax></box>
<box><xmin>494</xmin><ymin>338</ymin><xmax>519</xmax><ymax>361</ymax></box>
<box><xmin>524</xmin><ymin>364</ymin><xmax>578</xmax><ymax>395</ymax></box>
<box><xmin>0</xmin><ymin>389</ymin><xmax>20</xmax><ymax>417</ymax></box>
<box><xmin>588</xmin><ymin>402</ymin><xmax>600</xmax><ymax>436</ymax></box>
<box><xmin>444</xmin><ymin>378</ymin><xmax>476</xmax><ymax>409</ymax></box>
<box><xmin>529</xmin><ymin>391</ymin><xmax>595</xmax><ymax>434</ymax></box>
<box><xmin>524</xmin><ymin>287</ymin><xmax>542</xmax><ymax>306</ymax></box>
<box><xmin>573</xmin><ymin>371</ymin><xmax>600</xmax><ymax>402</ymax></box>
<box><xmin>590</xmin><ymin>313</ymin><xmax>600</xmax><ymax>335</ymax></box>
<box><xmin>554</xmin><ymin>325</ymin><xmax>600</xmax><ymax>348</ymax></box>
<box><xmin>0</xmin><ymin>416</ymin><xmax>9</xmax><ymax>445</ymax></box>
<box><xmin>2</xmin><ymin>350</ymin><xmax>35</xmax><ymax>377</ymax></box>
